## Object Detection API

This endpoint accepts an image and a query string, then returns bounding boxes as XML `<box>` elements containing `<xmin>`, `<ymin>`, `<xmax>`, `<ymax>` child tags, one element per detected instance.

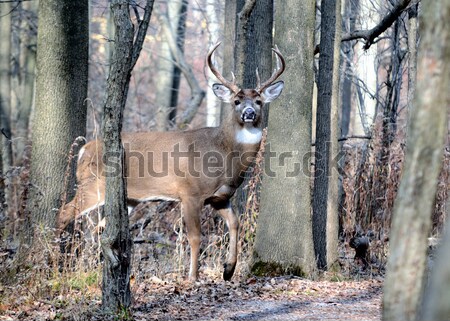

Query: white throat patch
<box><xmin>235</xmin><ymin>126</ymin><xmax>262</xmax><ymax>145</ymax></box>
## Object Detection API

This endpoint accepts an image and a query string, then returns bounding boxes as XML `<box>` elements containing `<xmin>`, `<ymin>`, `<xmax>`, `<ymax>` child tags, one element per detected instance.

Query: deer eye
<box><xmin>234</xmin><ymin>100</ymin><xmax>241</xmax><ymax>105</ymax></box>
<box><xmin>255</xmin><ymin>100</ymin><xmax>262</xmax><ymax>105</ymax></box>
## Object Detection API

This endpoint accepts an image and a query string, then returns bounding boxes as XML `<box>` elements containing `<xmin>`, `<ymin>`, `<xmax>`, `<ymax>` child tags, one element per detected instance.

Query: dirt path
<box><xmin>132</xmin><ymin>276</ymin><xmax>383</xmax><ymax>321</ymax></box>
<box><xmin>0</xmin><ymin>275</ymin><xmax>382</xmax><ymax>320</ymax></box>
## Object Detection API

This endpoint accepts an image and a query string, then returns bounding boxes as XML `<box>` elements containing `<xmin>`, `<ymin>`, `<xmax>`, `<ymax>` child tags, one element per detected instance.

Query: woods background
<box><xmin>0</xmin><ymin>0</ymin><xmax>448</xmax><ymax>320</ymax></box>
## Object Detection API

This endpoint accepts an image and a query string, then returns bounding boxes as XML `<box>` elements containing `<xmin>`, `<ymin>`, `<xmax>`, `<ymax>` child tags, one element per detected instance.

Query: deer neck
<box><xmin>218</xmin><ymin>112</ymin><xmax>262</xmax><ymax>153</ymax></box>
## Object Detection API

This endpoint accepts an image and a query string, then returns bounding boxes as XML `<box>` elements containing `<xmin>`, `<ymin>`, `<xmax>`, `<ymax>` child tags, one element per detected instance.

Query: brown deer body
<box><xmin>59</xmin><ymin>43</ymin><xmax>285</xmax><ymax>281</ymax></box>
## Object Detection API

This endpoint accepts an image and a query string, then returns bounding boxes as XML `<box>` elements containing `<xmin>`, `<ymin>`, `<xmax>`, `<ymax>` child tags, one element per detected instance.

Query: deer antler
<box><xmin>207</xmin><ymin>42</ymin><xmax>240</xmax><ymax>94</ymax></box>
<box><xmin>256</xmin><ymin>46</ymin><xmax>286</xmax><ymax>93</ymax></box>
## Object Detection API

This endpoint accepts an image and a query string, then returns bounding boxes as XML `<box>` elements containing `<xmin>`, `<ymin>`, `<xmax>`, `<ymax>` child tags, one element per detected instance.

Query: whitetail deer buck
<box><xmin>58</xmin><ymin>42</ymin><xmax>285</xmax><ymax>281</ymax></box>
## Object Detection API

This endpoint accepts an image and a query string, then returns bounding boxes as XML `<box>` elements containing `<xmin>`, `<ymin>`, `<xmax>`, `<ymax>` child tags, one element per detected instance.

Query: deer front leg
<box><xmin>214</xmin><ymin>200</ymin><xmax>239</xmax><ymax>281</ymax></box>
<box><xmin>181</xmin><ymin>199</ymin><xmax>202</xmax><ymax>281</ymax></box>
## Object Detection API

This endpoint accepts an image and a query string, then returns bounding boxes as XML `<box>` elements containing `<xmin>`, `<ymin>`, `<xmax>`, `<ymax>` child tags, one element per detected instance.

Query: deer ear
<box><xmin>212</xmin><ymin>84</ymin><xmax>233</xmax><ymax>103</ymax></box>
<box><xmin>262</xmin><ymin>81</ymin><xmax>284</xmax><ymax>103</ymax></box>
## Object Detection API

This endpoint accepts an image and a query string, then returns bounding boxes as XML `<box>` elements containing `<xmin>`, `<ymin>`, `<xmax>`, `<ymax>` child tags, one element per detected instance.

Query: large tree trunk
<box><xmin>312</xmin><ymin>0</ymin><xmax>342</xmax><ymax>270</ymax></box>
<box><xmin>252</xmin><ymin>0</ymin><xmax>316</xmax><ymax>277</ymax></box>
<box><xmin>0</xmin><ymin>2</ymin><xmax>13</xmax><ymax>214</ymax></box>
<box><xmin>382</xmin><ymin>0</ymin><xmax>449</xmax><ymax>319</ymax></box>
<box><xmin>101</xmin><ymin>0</ymin><xmax>153</xmax><ymax>312</ymax></box>
<box><xmin>28</xmin><ymin>0</ymin><xmax>89</xmax><ymax>228</ymax></box>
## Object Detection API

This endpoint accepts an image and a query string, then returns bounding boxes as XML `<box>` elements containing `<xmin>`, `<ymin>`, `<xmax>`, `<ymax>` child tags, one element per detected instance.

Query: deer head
<box><xmin>207</xmin><ymin>42</ymin><xmax>285</xmax><ymax>128</ymax></box>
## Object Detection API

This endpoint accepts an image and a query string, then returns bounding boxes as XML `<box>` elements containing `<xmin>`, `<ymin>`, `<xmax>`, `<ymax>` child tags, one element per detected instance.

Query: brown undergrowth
<box><xmin>0</xmin><ymin>124</ymin><xmax>448</xmax><ymax>320</ymax></box>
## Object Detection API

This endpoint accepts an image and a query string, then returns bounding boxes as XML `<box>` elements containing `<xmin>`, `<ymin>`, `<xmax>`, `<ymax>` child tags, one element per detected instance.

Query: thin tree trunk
<box><xmin>406</xmin><ymin>2</ymin><xmax>418</xmax><ymax>114</ymax></box>
<box><xmin>0</xmin><ymin>2</ymin><xmax>13</xmax><ymax>214</ymax></box>
<box><xmin>168</xmin><ymin>0</ymin><xmax>188</xmax><ymax>126</ymax></box>
<box><xmin>312</xmin><ymin>0</ymin><xmax>342</xmax><ymax>270</ymax></box>
<box><xmin>340</xmin><ymin>0</ymin><xmax>358</xmax><ymax>137</ymax></box>
<box><xmin>206</xmin><ymin>0</ymin><xmax>222</xmax><ymax>127</ymax></box>
<box><xmin>234</xmin><ymin>0</ymin><xmax>256</xmax><ymax>86</ymax></box>
<box><xmin>219</xmin><ymin>0</ymin><xmax>237</xmax><ymax>123</ymax></box>
<box><xmin>101</xmin><ymin>0</ymin><xmax>154</xmax><ymax>312</ymax></box>
<box><xmin>154</xmin><ymin>0</ymin><xmax>184</xmax><ymax>131</ymax></box>
<box><xmin>382</xmin><ymin>0</ymin><xmax>450</xmax><ymax>319</ymax></box>
<box><xmin>252</xmin><ymin>0</ymin><xmax>316</xmax><ymax>277</ymax></box>
<box><xmin>16</xmin><ymin>0</ymin><xmax>37</xmax><ymax>165</ymax></box>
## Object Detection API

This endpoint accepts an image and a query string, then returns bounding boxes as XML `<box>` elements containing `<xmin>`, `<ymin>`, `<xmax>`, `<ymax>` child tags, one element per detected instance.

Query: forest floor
<box><xmin>130</xmin><ymin>274</ymin><xmax>383</xmax><ymax>321</ymax></box>
<box><xmin>0</xmin><ymin>203</ymin><xmax>385</xmax><ymax>320</ymax></box>
<box><xmin>0</xmin><ymin>272</ymin><xmax>383</xmax><ymax>321</ymax></box>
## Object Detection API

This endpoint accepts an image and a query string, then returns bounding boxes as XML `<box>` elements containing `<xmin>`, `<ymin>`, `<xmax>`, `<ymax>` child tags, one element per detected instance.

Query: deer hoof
<box><xmin>223</xmin><ymin>263</ymin><xmax>236</xmax><ymax>281</ymax></box>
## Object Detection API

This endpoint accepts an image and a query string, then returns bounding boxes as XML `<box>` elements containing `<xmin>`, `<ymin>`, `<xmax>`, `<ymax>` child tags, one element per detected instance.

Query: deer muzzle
<box><xmin>241</xmin><ymin>106</ymin><xmax>256</xmax><ymax>123</ymax></box>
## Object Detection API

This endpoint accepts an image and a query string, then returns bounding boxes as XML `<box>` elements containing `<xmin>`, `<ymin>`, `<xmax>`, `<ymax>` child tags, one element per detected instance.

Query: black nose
<box><xmin>242</xmin><ymin>108</ymin><xmax>256</xmax><ymax>122</ymax></box>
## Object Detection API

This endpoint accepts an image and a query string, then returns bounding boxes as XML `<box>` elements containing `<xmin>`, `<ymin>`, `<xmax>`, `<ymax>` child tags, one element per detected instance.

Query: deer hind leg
<box><xmin>212</xmin><ymin>200</ymin><xmax>239</xmax><ymax>281</ymax></box>
<box><xmin>181</xmin><ymin>198</ymin><xmax>202</xmax><ymax>281</ymax></box>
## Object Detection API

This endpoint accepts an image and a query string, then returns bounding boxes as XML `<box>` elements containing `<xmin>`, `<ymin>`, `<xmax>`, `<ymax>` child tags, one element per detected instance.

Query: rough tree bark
<box><xmin>312</xmin><ymin>0</ymin><xmax>342</xmax><ymax>270</ymax></box>
<box><xmin>382</xmin><ymin>0</ymin><xmax>450</xmax><ymax>319</ymax></box>
<box><xmin>101</xmin><ymin>0</ymin><xmax>153</xmax><ymax>312</ymax></box>
<box><xmin>252</xmin><ymin>0</ymin><xmax>316</xmax><ymax>277</ymax></box>
<box><xmin>28</xmin><ymin>0</ymin><xmax>89</xmax><ymax>228</ymax></box>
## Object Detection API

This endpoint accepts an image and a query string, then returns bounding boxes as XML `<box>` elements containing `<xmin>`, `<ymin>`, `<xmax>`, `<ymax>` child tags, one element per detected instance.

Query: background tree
<box><xmin>205</xmin><ymin>0</ymin><xmax>222</xmax><ymax>127</ymax></box>
<box><xmin>382</xmin><ymin>0</ymin><xmax>449</xmax><ymax>319</ymax></box>
<box><xmin>232</xmin><ymin>0</ymin><xmax>274</xmax><ymax>216</ymax></box>
<box><xmin>27</xmin><ymin>0</ymin><xmax>89</xmax><ymax>229</ymax></box>
<box><xmin>15</xmin><ymin>0</ymin><xmax>38</xmax><ymax>165</ymax></box>
<box><xmin>252</xmin><ymin>0</ymin><xmax>316</xmax><ymax>277</ymax></box>
<box><xmin>154</xmin><ymin>0</ymin><xmax>187</xmax><ymax>131</ymax></box>
<box><xmin>312</xmin><ymin>0</ymin><xmax>342</xmax><ymax>270</ymax></box>
<box><xmin>101</xmin><ymin>0</ymin><xmax>153</xmax><ymax>312</ymax></box>
<box><xmin>0</xmin><ymin>2</ymin><xmax>13</xmax><ymax>214</ymax></box>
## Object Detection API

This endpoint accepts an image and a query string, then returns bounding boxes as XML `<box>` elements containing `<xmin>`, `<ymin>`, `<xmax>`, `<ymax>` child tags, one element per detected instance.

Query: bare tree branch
<box><xmin>130</xmin><ymin>0</ymin><xmax>154</xmax><ymax>69</ymax></box>
<box><xmin>159</xmin><ymin>9</ymin><xmax>206</xmax><ymax>128</ymax></box>
<box><xmin>315</xmin><ymin>0</ymin><xmax>415</xmax><ymax>55</ymax></box>
<box><xmin>341</xmin><ymin>0</ymin><xmax>413</xmax><ymax>49</ymax></box>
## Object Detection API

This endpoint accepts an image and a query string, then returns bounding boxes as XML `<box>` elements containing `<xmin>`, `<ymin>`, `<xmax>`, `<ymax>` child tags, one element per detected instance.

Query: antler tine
<box><xmin>255</xmin><ymin>68</ymin><xmax>261</xmax><ymax>89</ymax></box>
<box><xmin>207</xmin><ymin>42</ymin><xmax>240</xmax><ymax>94</ymax></box>
<box><xmin>256</xmin><ymin>46</ymin><xmax>286</xmax><ymax>93</ymax></box>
